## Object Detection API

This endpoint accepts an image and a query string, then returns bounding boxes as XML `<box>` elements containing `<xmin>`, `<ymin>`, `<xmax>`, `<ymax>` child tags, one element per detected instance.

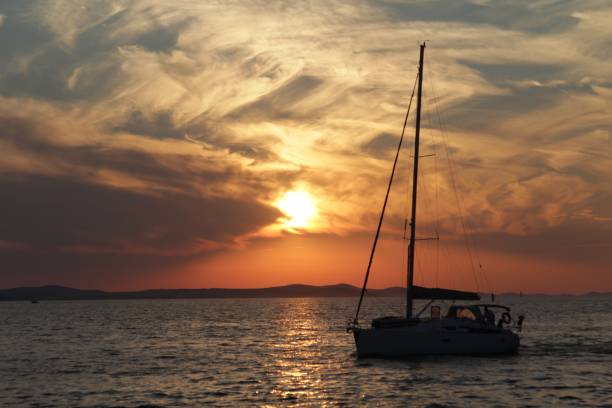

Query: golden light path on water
<box><xmin>3</xmin><ymin>297</ymin><xmax>612</xmax><ymax>405</ymax></box>
<box><xmin>267</xmin><ymin>300</ymin><xmax>328</xmax><ymax>403</ymax></box>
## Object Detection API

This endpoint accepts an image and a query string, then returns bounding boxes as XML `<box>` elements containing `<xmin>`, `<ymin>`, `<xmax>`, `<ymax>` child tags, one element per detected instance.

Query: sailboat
<box><xmin>347</xmin><ymin>43</ymin><xmax>522</xmax><ymax>357</ymax></box>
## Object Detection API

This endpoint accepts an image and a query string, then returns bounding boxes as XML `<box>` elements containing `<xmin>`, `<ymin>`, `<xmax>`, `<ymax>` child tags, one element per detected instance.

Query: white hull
<box><xmin>353</xmin><ymin>319</ymin><xmax>519</xmax><ymax>357</ymax></box>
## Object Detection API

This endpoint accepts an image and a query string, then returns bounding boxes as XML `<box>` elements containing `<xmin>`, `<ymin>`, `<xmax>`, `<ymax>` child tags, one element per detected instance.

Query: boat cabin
<box><xmin>446</xmin><ymin>305</ymin><xmax>483</xmax><ymax>321</ymax></box>
<box><xmin>433</xmin><ymin>304</ymin><xmax>513</xmax><ymax>327</ymax></box>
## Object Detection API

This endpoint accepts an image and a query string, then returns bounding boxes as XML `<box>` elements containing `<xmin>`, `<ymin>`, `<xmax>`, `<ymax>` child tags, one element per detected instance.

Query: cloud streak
<box><xmin>1</xmin><ymin>0</ymin><xmax>611</xmax><ymax>290</ymax></box>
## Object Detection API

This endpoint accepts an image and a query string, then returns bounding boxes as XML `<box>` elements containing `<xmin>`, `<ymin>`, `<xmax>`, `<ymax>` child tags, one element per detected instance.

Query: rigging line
<box><xmin>401</xmin><ymin>219</ymin><xmax>407</xmax><ymax>316</ymax></box>
<box><xmin>403</xmin><ymin>127</ymin><xmax>415</xmax><ymax>313</ymax></box>
<box><xmin>353</xmin><ymin>72</ymin><xmax>419</xmax><ymax>325</ymax></box>
<box><xmin>431</xmin><ymin>103</ymin><xmax>440</xmax><ymax>287</ymax></box>
<box><xmin>419</xmin><ymin>96</ymin><xmax>440</xmax><ymax>235</ymax></box>
<box><xmin>436</xmin><ymin>228</ymin><xmax>440</xmax><ymax>288</ymax></box>
<box><xmin>431</xmin><ymin>90</ymin><xmax>441</xmax><ymax>289</ymax></box>
<box><xmin>440</xmin><ymin>126</ymin><xmax>493</xmax><ymax>295</ymax></box>
<box><xmin>440</xmin><ymin>233</ymin><xmax>458</xmax><ymax>291</ymax></box>
<box><xmin>427</xmin><ymin>75</ymin><xmax>484</xmax><ymax>293</ymax></box>
<box><xmin>479</xmin><ymin>262</ymin><xmax>493</xmax><ymax>297</ymax></box>
<box><xmin>401</xmin><ymin>135</ymin><xmax>412</xmax><ymax>307</ymax></box>
<box><xmin>415</xmin><ymin>79</ymin><xmax>436</xmax><ymax>289</ymax></box>
<box><xmin>422</xmin><ymin>70</ymin><xmax>478</xmax><ymax>290</ymax></box>
<box><xmin>423</xmin><ymin>110</ymin><xmax>441</xmax><ymax>290</ymax></box>
<box><xmin>419</xmin><ymin>82</ymin><xmax>441</xmax><ymax>289</ymax></box>
<box><xmin>439</xmin><ymin>109</ymin><xmax>480</xmax><ymax>291</ymax></box>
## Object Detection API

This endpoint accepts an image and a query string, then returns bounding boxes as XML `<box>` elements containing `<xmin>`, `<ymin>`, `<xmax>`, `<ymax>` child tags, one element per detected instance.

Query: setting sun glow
<box><xmin>276</xmin><ymin>190</ymin><xmax>317</xmax><ymax>231</ymax></box>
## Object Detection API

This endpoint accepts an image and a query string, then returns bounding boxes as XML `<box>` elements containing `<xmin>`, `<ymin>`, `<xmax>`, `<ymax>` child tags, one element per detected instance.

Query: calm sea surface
<box><xmin>1</xmin><ymin>295</ymin><xmax>611</xmax><ymax>407</ymax></box>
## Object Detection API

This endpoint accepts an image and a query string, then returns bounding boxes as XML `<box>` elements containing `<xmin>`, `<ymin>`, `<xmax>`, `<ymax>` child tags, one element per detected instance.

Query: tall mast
<box><xmin>406</xmin><ymin>42</ymin><xmax>425</xmax><ymax>318</ymax></box>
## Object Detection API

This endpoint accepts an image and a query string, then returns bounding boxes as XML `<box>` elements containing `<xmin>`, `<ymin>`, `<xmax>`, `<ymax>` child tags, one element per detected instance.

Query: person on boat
<box><xmin>483</xmin><ymin>307</ymin><xmax>495</xmax><ymax>326</ymax></box>
<box><xmin>516</xmin><ymin>315</ymin><xmax>525</xmax><ymax>331</ymax></box>
<box><xmin>497</xmin><ymin>312</ymin><xmax>512</xmax><ymax>328</ymax></box>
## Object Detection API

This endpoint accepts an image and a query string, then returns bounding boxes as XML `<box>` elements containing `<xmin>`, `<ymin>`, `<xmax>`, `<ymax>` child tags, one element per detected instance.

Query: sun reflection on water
<box><xmin>4</xmin><ymin>298</ymin><xmax>612</xmax><ymax>406</ymax></box>
<box><xmin>265</xmin><ymin>299</ymin><xmax>329</xmax><ymax>403</ymax></box>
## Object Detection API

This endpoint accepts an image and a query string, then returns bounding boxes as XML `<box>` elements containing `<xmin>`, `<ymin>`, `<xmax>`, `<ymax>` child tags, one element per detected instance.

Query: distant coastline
<box><xmin>0</xmin><ymin>284</ymin><xmax>610</xmax><ymax>301</ymax></box>
<box><xmin>0</xmin><ymin>284</ymin><xmax>383</xmax><ymax>301</ymax></box>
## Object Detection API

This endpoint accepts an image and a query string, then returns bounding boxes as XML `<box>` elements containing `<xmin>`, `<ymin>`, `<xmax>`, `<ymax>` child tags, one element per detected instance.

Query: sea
<box><xmin>1</xmin><ymin>295</ymin><xmax>611</xmax><ymax>407</ymax></box>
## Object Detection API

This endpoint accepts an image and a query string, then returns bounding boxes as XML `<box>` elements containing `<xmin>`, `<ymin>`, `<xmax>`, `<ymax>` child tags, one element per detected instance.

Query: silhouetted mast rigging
<box><xmin>406</xmin><ymin>42</ymin><xmax>426</xmax><ymax>318</ymax></box>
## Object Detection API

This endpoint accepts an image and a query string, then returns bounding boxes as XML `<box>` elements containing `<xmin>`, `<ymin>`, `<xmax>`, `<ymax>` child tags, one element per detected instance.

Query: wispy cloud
<box><xmin>1</xmin><ymin>0</ymin><xmax>611</xmax><ymax>288</ymax></box>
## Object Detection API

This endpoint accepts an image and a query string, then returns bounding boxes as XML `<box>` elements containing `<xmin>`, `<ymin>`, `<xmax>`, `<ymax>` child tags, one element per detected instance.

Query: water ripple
<box><xmin>1</xmin><ymin>296</ymin><xmax>611</xmax><ymax>406</ymax></box>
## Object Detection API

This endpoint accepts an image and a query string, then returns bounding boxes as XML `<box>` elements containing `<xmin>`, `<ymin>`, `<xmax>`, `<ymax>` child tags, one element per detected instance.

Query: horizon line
<box><xmin>1</xmin><ymin>282</ymin><xmax>610</xmax><ymax>297</ymax></box>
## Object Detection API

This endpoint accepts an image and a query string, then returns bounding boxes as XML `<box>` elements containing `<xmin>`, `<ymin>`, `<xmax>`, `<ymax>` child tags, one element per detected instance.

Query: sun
<box><xmin>276</xmin><ymin>190</ymin><xmax>317</xmax><ymax>231</ymax></box>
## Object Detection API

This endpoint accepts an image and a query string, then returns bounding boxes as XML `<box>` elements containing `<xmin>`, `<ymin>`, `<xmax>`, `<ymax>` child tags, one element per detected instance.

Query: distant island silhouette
<box><xmin>0</xmin><ymin>284</ymin><xmax>380</xmax><ymax>301</ymax></box>
<box><xmin>0</xmin><ymin>284</ymin><xmax>609</xmax><ymax>301</ymax></box>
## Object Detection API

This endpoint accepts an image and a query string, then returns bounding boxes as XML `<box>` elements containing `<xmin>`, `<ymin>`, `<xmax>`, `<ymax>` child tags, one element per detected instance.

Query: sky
<box><xmin>1</xmin><ymin>0</ymin><xmax>611</xmax><ymax>293</ymax></box>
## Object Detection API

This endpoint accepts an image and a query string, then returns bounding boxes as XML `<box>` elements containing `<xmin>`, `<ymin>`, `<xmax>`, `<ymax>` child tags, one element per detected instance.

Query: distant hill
<box><xmin>3</xmin><ymin>284</ymin><xmax>601</xmax><ymax>302</ymax></box>
<box><xmin>0</xmin><ymin>284</ymin><xmax>407</xmax><ymax>301</ymax></box>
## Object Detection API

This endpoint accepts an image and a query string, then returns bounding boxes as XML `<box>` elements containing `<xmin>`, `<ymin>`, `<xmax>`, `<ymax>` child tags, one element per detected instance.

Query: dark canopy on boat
<box><xmin>413</xmin><ymin>286</ymin><xmax>480</xmax><ymax>300</ymax></box>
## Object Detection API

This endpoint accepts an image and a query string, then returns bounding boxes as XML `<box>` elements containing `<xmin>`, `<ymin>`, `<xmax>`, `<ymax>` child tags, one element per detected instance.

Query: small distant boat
<box><xmin>347</xmin><ymin>43</ymin><xmax>522</xmax><ymax>357</ymax></box>
<box><xmin>31</xmin><ymin>299</ymin><xmax>39</xmax><ymax>304</ymax></box>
